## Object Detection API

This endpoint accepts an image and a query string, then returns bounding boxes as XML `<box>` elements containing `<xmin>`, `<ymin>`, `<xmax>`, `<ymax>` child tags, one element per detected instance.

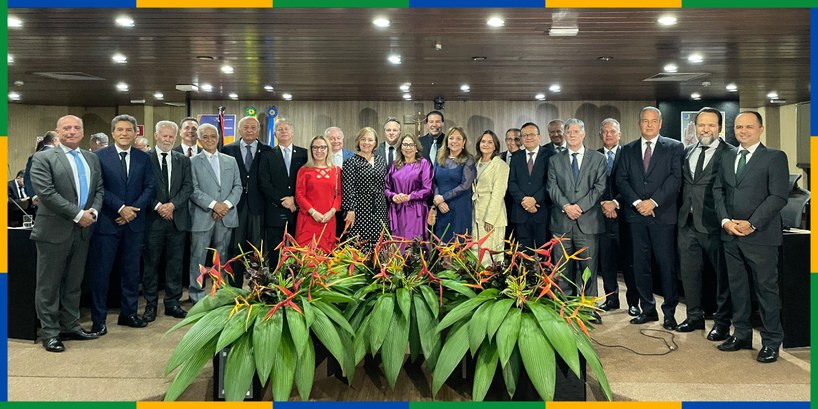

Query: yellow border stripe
<box><xmin>0</xmin><ymin>137</ymin><xmax>8</xmax><ymax>273</ymax></box>
<box><xmin>548</xmin><ymin>403</ymin><xmax>681</xmax><ymax>409</ymax></box>
<box><xmin>812</xmin><ymin>137</ymin><xmax>817</xmax><ymax>273</ymax></box>
<box><xmin>545</xmin><ymin>0</ymin><xmax>681</xmax><ymax>7</ymax></box>
<box><xmin>135</xmin><ymin>0</ymin><xmax>272</xmax><ymax>7</ymax></box>
<box><xmin>137</xmin><ymin>402</ymin><xmax>272</xmax><ymax>409</ymax></box>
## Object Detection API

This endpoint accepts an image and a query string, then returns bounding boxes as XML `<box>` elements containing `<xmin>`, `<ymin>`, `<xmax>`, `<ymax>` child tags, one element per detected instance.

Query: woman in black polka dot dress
<box><xmin>341</xmin><ymin>127</ymin><xmax>389</xmax><ymax>254</ymax></box>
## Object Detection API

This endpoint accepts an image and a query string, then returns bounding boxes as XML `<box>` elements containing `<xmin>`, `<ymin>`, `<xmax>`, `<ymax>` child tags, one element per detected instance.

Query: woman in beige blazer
<box><xmin>472</xmin><ymin>130</ymin><xmax>510</xmax><ymax>266</ymax></box>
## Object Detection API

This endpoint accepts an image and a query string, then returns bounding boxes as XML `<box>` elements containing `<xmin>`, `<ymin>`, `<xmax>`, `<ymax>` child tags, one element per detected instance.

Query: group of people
<box><xmin>26</xmin><ymin>106</ymin><xmax>789</xmax><ymax>365</ymax></box>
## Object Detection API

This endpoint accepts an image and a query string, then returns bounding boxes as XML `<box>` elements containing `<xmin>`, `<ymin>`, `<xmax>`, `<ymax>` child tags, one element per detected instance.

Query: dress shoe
<box><xmin>91</xmin><ymin>322</ymin><xmax>107</xmax><ymax>336</ymax></box>
<box><xmin>117</xmin><ymin>314</ymin><xmax>148</xmax><ymax>328</ymax></box>
<box><xmin>707</xmin><ymin>325</ymin><xmax>730</xmax><ymax>341</ymax></box>
<box><xmin>589</xmin><ymin>311</ymin><xmax>602</xmax><ymax>325</ymax></box>
<box><xmin>717</xmin><ymin>336</ymin><xmax>753</xmax><ymax>352</ymax></box>
<box><xmin>629</xmin><ymin>311</ymin><xmax>659</xmax><ymax>325</ymax></box>
<box><xmin>662</xmin><ymin>317</ymin><xmax>678</xmax><ymax>331</ymax></box>
<box><xmin>42</xmin><ymin>337</ymin><xmax>65</xmax><ymax>353</ymax></box>
<box><xmin>599</xmin><ymin>299</ymin><xmax>620</xmax><ymax>311</ymax></box>
<box><xmin>675</xmin><ymin>318</ymin><xmax>705</xmax><ymax>333</ymax></box>
<box><xmin>164</xmin><ymin>305</ymin><xmax>188</xmax><ymax>319</ymax></box>
<box><xmin>59</xmin><ymin>328</ymin><xmax>99</xmax><ymax>341</ymax></box>
<box><xmin>143</xmin><ymin>305</ymin><xmax>157</xmax><ymax>322</ymax></box>
<box><xmin>628</xmin><ymin>305</ymin><xmax>641</xmax><ymax>317</ymax></box>
<box><xmin>757</xmin><ymin>346</ymin><xmax>779</xmax><ymax>363</ymax></box>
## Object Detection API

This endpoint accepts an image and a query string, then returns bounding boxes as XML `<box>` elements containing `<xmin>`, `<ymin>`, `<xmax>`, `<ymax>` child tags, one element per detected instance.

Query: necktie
<box><xmin>606</xmin><ymin>150</ymin><xmax>615</xmax><ymax>176</ymax></box>
<box><xmin>119</xmin><ymin>151</ymin><xmax>129</xmax><ymax>182</ymax></box>
<box><xmin>429</xmin><ymin>139</ymin><xmax>439</xmax><ymax>165</ymax></box>
<box><xmin>388</xmin><ymin>146</ymin><xmax>394</xmax><ymax>167</ymax></box>
<box><xmin>244</xmin><ymin>144</ymin><xmax>253</xmax><ymax>172</ymax></box>
<box><xmin>643</xmin><ymin>141</ymin><xmax>652</xmax><ymax>172</ymax></box>
<box><xmin>209</xmin><ymin>153</ymin><xmax>221</xmax><ymax>185</ymax></box>
<box><xmin>527</xmin><ymin>152</ymin><xmax>535</xmax><ymax>175</ymax></box>
<box><xmin>69</xmin><ymin>150</ymin><xmax>88</xmax><ymax>208</ymax></box>
<box><xmin>283</xmin><ymin>147</ymin><xmax>291</xmax><ymax>176</ymax></box>
<box><xmin>18</xmin><ymin>185</ymin><xmax>25</xmax><ymax>199</ymax></box>
<box><xmin>160</xmin><ymin>152</ymin><xmax>169</xmax><ymax>190</ymax></box>
<box><xmin>571</xmin><ymin>152</ymin><xmax>580</xmax><ymax>184</ymax></box>
<box><xmin>187</xmin><ymin>147</ymin><xmax>193</xmax><ymax>157</ymax></box>
<box><xmin>736</xmin><ymin>150</ymin><xmax>749</xmax><ymax>175</ymax></box>
<box><xmin>694</xmin><ymin>145</ymin><xmax>709</xmax><ymax>180</ymax></box>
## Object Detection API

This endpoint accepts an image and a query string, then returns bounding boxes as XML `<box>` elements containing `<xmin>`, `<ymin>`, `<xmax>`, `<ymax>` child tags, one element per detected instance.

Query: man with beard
<box><xmin>419</xmin><ymin>110</ymin><xmax>445</xmax><ymax>165</ymax></box>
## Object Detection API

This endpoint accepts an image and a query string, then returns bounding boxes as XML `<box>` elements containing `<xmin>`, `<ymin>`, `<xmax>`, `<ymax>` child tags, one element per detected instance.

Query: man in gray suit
<box><xmin>30</xmin><ymin>115</ymin><xmax>104</xmax><ymax>352</ymax></box>
<box><xmin>676</xmin><ymin>108</ymin><xmax>735</xmax><ymax>337</ymax></box>
<box><xmin>714</xmin><ymin>111</ymin><xmax>789</xmax><ymax>363</ymax></box>
<box><xmin>546</xmin><ymin>118</ymin><xmax>607</xmax><ymax>320</ymax></box>
<box><xmin>188</xmin><ymin>123</ymin><xmax>243</xmax><ymax>303</ymax></box>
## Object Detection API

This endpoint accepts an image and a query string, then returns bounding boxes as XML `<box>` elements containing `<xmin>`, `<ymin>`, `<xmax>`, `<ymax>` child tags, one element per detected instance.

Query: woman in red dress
<box><xmin>295</xmin><ymin>135</ymin><xmax>342</xmax><ymax>253</ymax></box>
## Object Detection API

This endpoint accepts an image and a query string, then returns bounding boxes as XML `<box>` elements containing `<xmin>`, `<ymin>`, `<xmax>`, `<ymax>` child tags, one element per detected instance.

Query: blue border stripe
<box><xmin>409</xmin><ymin>0</ymin><xmax>543</xmax><ymax>7</ymax></box>
<box><xmin>683</xmin><ymin>403</ymin><xmax>809</xmax><ymax>409</ymax></box>
<box><xmin>0</xmin><ymin>274</ymin><xmax>8</xmax><ymax>401</ymax></box>
<box><xmin>8</xmin><ymin>0</ymin><xmax>136</xmax><ymax>7</ymax></box>
<box><xmin>275</xmin><ymin>403</ymin><xmax>409</xmax><ymax>409</ymax></box>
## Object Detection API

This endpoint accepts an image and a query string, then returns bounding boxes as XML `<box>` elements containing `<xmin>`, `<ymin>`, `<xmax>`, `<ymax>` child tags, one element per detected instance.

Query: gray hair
<box><xmin>599</xmin><ymin>118</ymin><xmax>621</xmax><ymax>134</ymax></box>
<box><xmin>197</xmin><ymin>123</ymin><xmax>218</xmax><ymax>138</ymax></box>
<box><xmin>274</xmin><ymin>118</ymin><xmax>294</xmax><ymax>131</ymax></box>
<box><xmin>548</xmin><ymin>119</ymin><xmax>564</xmax><ymax>128</ymax></box>
<box><xmin>324</xmin><ymin>126</ymin><xmax>344</xmax><ymax>139</ymax></box>
<box><xmin>640</xmin><ymin>106</ymin><xmax>662</xmax><ymax>120</ymax></box>
<box><xmin>563</xmin><ymin>118</ymin><xmax>585</xmax><ymax>133</ymax></box>
<box><xmin>154</xmin><ymin>120</ymin><xmax>179</xmax><ymax>135</ymax></box>
<box><xmin>111</xmin><ymin>114</ymin><xmax>138</xmax><ymax>132</ymax></box>
<box><xmin>238</xmin><ymin>116</ymin><xmax>260</xmax><ymax>129</ymax></box>
<box><xmin>90</xmin><ymin>132</ymin><xmax>109</xmax><ymax>145</ymax></box>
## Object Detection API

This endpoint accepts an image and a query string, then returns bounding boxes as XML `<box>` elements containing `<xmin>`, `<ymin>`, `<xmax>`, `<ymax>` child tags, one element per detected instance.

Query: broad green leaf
<box><xmin>495</xmin><ymin>307</ymin><xmax>522</xmax><ymax>366</ymax></box>
<box><xmin>486</xmin><ymin>299</ymin><xmax>514</xmax><ymax>340</ymax></box>
<box><xmin>381</xmin><ymin>311</ymin><xmax>410</xmax><ymax>388</ymax></box>
<box><xmin>301</xmin><ymin>297</ymin><xmax>315</xmax><ymax>328</ymax></box>
<box><xmin>475</xmin><ymin>288</ymin><xmax>500</xmax><ymax>300</ymax></box>
<box><xmin>188</xmin><ymin>287</ymin><xmax>249</xmax><ymax>316</ymax></box>
<box><xmin>310</xmin><ymin>307</ymin><xmax>349</xmax><ymax>376</ymax></box>
<box><xmin>529</xmin><ymin>301</ymin><xmax>580</xmax><ymax>378</ymax></box>
<box><xmin>312</xmin><ymin>291</ymin><xmax>355</xmax><ymax>304</ymax></box>
<box><xmin>313</xmin><ymin>300</ymin><xmax>355</xmax><ymax>336</ymax></box>
<box><xmin>468</xmin><ymin>301</ymin><xmax>493</xmax><ymax>357</ymax></box>
<box><xmin>165</xmin><ymin>311</ymin><xmax>207</xmax><ymax>334</ymax></box>
<box><xmin>166</xmin><ymin>305</ymin><xmax>232</xmax><ymax>375</ymax></box>
<box><xmin>287</xmin><ymin>308</ymin><xmax>308</xmax><ymax>358</ymax></box>
<box><xmin>501</xmin><ymin>346</ymin><xmax>522</xmax><ymax>398</ymax></box>
<box><xmin>271</xmin><ymin>328</ymin><xmax>296</xmax><ymax>401</ymax></box>
<box><xmin>408</xmin><ymin>302</ymin><xmax>422</xmax><ymax>363</ymax></box>
<box><xmin>436</xmin><ymin>297</ymin><xmax>490</xmax><ymax>332</ymax></box>
<box><xmin>581</xmin><ymin>267</ymin><xmax>592</xmax><ymax>286</ymax></box>
<box><xmin>370</xmin><ymin>294</ymin><xmax>395</xmax><ymax>353</ymax></box>
<box><xmin>576</xmin><ymin>332</ymin><xmax>613</xmax><ymax>401</ymax></box>
<box><xmin>337</xmin><ymin>325</ymin><xmax>357</xmax><ymax>383</ymax></box>
<box><xmin>396</xmin><ymin>288</ymin><xmax>412</xmax><ymax>318</ymax></box>
<box><xmin>431</xmin><ymin>321</ymin><xmax>470</xmax><ymax>396</ymax></box>
<box><xmin>216</xmin><ymin>307</ymin><xmax>252</xmax><ymax>351</ymax></box>
<box><xmin>164</xmin><ymin>337</ymin><xmax>217</xmax><ymax>401</ymax></box>
<box><xmin>353</xmin><ymin>281</ymin><xmax>380</xmax><ymax>300</ymax></box>
<box><xmin>252</xmin><ymin>307</ymin><xmax>280</xmax><ymax>385</ymax></box>
<box><xmin>224</xmin><ymin>334</ymin><xmax>256</xmax><ymax>401</ymax></box>
<box><xmin>472</xmin><ymin>340</ymin><xmax>500</xmax><ymax>401</ymax></box>
<box><xmin>352</xmin><ymin>315</ymin><xmax>371</xmax><ymax>364</ymax></box>
<box><xmin>518</xmin><ymin>313</ymin><xmax>556</xmax><ymax>401</ymax></box>
<box><xmin>413</xmin><ymin>294</ymin><xmax>439</xmax><ymax>366</ymax></box>
<box><xmin>294</xmin><ymin>338</ymin><xmax>316</xmax><ymax>400</ymax></box>
<box><xmin>419</xmin><ymin>285</ymin><xmax>440</xmax><ymax>318</ymax></box>
<box><xmin>440</xmin><ymin>279</ymin><xmax>477</xmax><ymax>298</ymax></box>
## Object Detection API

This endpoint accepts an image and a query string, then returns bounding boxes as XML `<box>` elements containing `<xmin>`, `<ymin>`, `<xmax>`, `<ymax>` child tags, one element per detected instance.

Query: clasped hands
<box><xmin>156</xmin><ymin>202</ymin><xmax>175</xmax><ymax>221</ymax></box>
<box><xmin>115</xmin><ymin>205</ymin><xmax>141</xmax><ymax>225</ymax></box>
<box><xmin>281</xmin><ymin>196</ymin><xmax>297</xmax><ymax>213</ymax></box>
<box><xmin>635</xmin><ymin>199</ymin><xmax>656</xmax><ymax>217</ymax></box>
<box><xmin>521</xmin><ymin>196</ymin><xmax>539</xmax><ymax>214</ymax></box>
<box><xmin>211</xmin><ymin>202</ymin><xmax>230</xmax><ymax>221</ymax></box>
<box><xmin>562</xmin><ymin>204</ymin><xmax>583</xmax><ymax>220</ymax></box>
<box><xmin>311</xmin><ymin>208</ymin><xmax>336</xmax><ymax>224</ymax></box>
<box><xmin>723</xmin><ymin>219</ymin><xmax>754</xmax><ymax>236</ymax></box>
<box><xmin>433</xmin><ymin>195</ymin><xmax>450</xmax><ymax>213</ymax></box>
<box><xmin>392</xmin><ymin>193</ymin><xmax>411</xmax><ymax>204</ymax></box>
<box><xmin>601</xmin><ymin>200</ymin><xmax>618</xmax><ymax>218</ymax></box>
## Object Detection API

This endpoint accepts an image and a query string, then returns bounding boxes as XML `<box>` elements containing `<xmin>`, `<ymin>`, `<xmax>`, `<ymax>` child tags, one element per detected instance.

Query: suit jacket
<box><xmin>542</xmin><ymin>142</ymin><xmax>566</xmax><ymax>153</ymax></box>
<box><xmin>29</xmin><ymin>146</ymin><xmax>104</xmax><ymax>243</ymax></box>
<box><xmin>472</xmin><ymin>156</ymin><xmax>509</xmax><ymax>228</ymax></box>
<box><xmin>24</xmin><ymin>144</ymin><xmax>54</xmax><ymax>197</ymax></box>
<box><xmin>507</xmin><ymin>147</ymin><xmax>555</xmax><ymax>224</ymax></box>
<box><xmin>94</xmin><ymin>145</ymin><xmax>156</xmax><ymax>234</ymax></box>
<box><xmin>173</xmin><ymin>144</ymin><xmax>201</xmax><ymax>157</ymax></box>
<box><xmin>615</xmin><ymin>136</ymin><xmax>683</xmax><ymax>225</ymax></box>
<box><xmin>189</xmin><ymin>151</ymin><xmax>243</xmax><ymax>231</ymax></box>
<box><xmin>419</xmin><ymin>133</ymin><xmax>445</xmax><ymax>162</ymax></box>
<box><xmin>148</xmin><ymin>149</ymin><xmax>193</xmax><ymax>231</ymax></box>
<box><xmin>547</xmin><ymin>148</ymin><xmax>607</xmax><ymax>235</ymax></box>
<box><xmin>8</xmin><ymin>180</ymin><xmax>24</xmax><ymax>201</ymax></box>
<box><xmin>597</xmin><ymin>146</ymin><xmax>623</xmax><ymax>204</ymax></box>
<box><xmin>678</xmin><ymin>139</ymin><xmax>735</xmax><ymax>235</ymax></box>
<box><xmin>713</xmin><ymin>144</ymin><xmax>788</xmax><ymax>246</ymax></box>
<box><xmin>257</xmin><ymin>144</ymin><xmax>308</xmax><ymax>227</ymax></box>
<box><xmin>221</xmin><ymin>139</ymin><xmax>273</xmax><ymax>215</ymax></box>
<box><xmin>374</xmin><ymin>142</ymin><xmax>398</xmax><ymax>163</ymax></box>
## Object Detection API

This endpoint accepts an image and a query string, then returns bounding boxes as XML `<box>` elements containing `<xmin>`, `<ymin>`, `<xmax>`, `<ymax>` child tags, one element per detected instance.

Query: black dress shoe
<box><xmin>717</xmin><ymin>336</ymin><xmax>753</xmax><ymax>352</ymax></box>
<box><xmin>628</xmin><ymin>305</ymin><xmax>641</xmax><ymax>317</ymax></box>
<box><xmin>42</xmin><ymin>337</ymin><xmax>65</xmax><ymax>352</ymax></box>
<box><xmin>143</xmin><ymin>305</ymin><xmax>157</xmax><ymax>322</ymax></box>
<box><xmin>164</xmin><ymin>305</ymin><xmax>188</xmax><ymax>319</ymax></box>
<box><xmin>589</xmin><ymin>311</ymin><xmax>602</xmax><ymax>325</ymax></box>
<box><xmin>757</xmin><ymin>346</ymin><xmax>779</xmax><ymax>363</ymax></box>
<box><xmin>59</xmin><ymin>328</ymin><xmax>99</xmax><ymax>341</ymax></box>
<box><xmin>629</xmin><ymin>311</ymin><xmax>659</xmax><ymax>324</ymax></box>
<box><xmin>117</xmin><ymin>314</ymin><xmax>148</xmax><ymax>328</ymax></box>
<box><xmin>599</xmin><ymin>299</ymin><xmax>620</xmax><ymax>311</ymax></box>
<box><xmin>91</xmin><ymin>322</ymin><xmax>107</xmax><ymax>336</ymax></box>
<box><xmin>662</xmin><ymin>317</ymin><xmax>678</xmax><ymax>330</ymax></box>
<box><xmin>707</xmin><ymin>325</ymin><xmax>730</xmax><ymax>341</ymax></box>
<box><xmin>675</xmin><ymin>318</ymin><xmax>705</xmax><ymax>333</ymax></box>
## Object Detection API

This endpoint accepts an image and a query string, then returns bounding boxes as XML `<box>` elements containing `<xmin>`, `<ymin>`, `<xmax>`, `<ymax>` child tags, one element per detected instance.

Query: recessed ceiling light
<box><xmin>435</xmin><ymin>41</ymin><xmax>443</xmax><ymax>51</ymax></box>
<box><xmin>688</xmin><ymin>53</ymin><xmax>704</xmax><ymax>64</ymax></box>
<box><xmin>196</xmin><ymin>55</ymin><xmax>215</xmax><ymax>61</ymax></box>
<box><xmin>154</xmin><ymin>92</ymin><xmax>164</xmax><ymax>100</ymax></box>
<box><xmin>691</xmin><ymin>92</ymin><xmax>701</xmax><ymax>100</ymax></box>
<box><xmin>8</xmin><ymin>16</ymin><xmax>22</xmax><ymax>28</ymax></box>
<box><xmin>767</xmin><ymin>91</ymin><xmax>779</xmax><ymax>99</ymax></box>
<box><xmin>116</xmin><ymin>82</ymin><xmax>129</xmax><ymax>92</ymax></box>
<box><xmin>472</xmin><ymin>56</ymin><xmax>487</xmax><ymax>62</ymax></box>
<box><xmin>487</xmin><ymin>17</ymin><xmax>505</xmax><ymax>28</ymax></box>
<box><xmin>264</xmin><ymin>85</ymin><xmax>274</xmax><ymax>91</ymax></box>
<box><xmin>657</xmin><ymin>15</ymin><xmax>677</xmax><ymax>26</ymax></box>
<box><xmin>14</xmin><ymin>81</ymin><xmax>24</xmax><ymax>87</ymax></box>
<box><xmin>282</xmin><ymin>93</ymin><xmax>293</xmax><ymax>100</ymax></box>
<box><xmin>115</xmin><ymin>15</ymin><xmax>134</xmax><ymax>28</ymax></box>
<box><xmin>726</xmin><ymin>83</ymin><xmax>738</xmax><ymax>92</ymax></box>
<box><xmin>549</xmin><ymin>27</ymin><xmax>579</xmax><ymax>37</ymax></box>
<box><xmin>403</xmin><ymin>93</ymin><xmax>412</xmax><ymax>100</ymax></box>
<box><xmin>200</xmin><ymin>83</ymin><xmax>213</xmax><ymax>92</ymax></box>
<box><xmin>228</xmin><ymin>93</ymin><xmax>238</xmax><ymax>100</ymax></box>
<box><xmin>535</xmin><ymin>93</ymin><xmax>546</xmax><ymax>101</ymax></box>
<box><xmin>221</xmin><ymin>65</ymin><xmax>234</xmax><ymax>74</ymax></box>
<box><xmin>399</xmin><ymin>83</ymin><xmax>411</xmax><ymax>92</ymax></box>
<box><xmin>597</xmin><ymin>56</ymin><xmax>613</xmax><ymax>61</ymax></box>
<box><xmin>460</xmin><ymin>84</ymin><xmax>470</xmax><ymax>92</ymax></box>
<box><xmin>664</xmin><ymin>63</ymin><xmax>678</xmax><ymax>73</ymax></box>
<box><xmin>373</xmin><ymin>17</ymin><xmax>390</xmax><ymax>28</ymax></box>
<box><xmin>549</xmin><ymin>84</ymin><xmax>561</xmax><ymax>93</ymax></box>
<box><xmin>112</xmin><ymin>53</ymin><xmax>127</xmax><ymax>64</ymax></box>
<box><xmin>388</xmin><ymin>55</ymin><xmax>402</xmax><ymax>65</ymax></box>
<box><xmin>7</xmin><ymin>54</ymin><xmax>13</xmax><ymax>64</ymax></box>
<box><xmin>8</xmin><ymin>92</ymin><xmax>21</xmax><ymax>101</ymax></box>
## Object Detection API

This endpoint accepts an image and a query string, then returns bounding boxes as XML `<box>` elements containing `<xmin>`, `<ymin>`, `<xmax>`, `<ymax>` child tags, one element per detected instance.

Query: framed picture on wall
<box><xmin>681</xmin><ymin>111</ymin><xmax>726</xmax><ymax>147</ymax></box>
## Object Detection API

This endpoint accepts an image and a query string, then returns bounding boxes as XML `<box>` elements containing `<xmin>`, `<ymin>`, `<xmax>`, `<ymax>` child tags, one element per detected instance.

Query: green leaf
<box><xmin>472</xmin><ymin>340</ymin><xmax>499</xmax><ymax>401</ymax></box>
<box><xmin>270</xmin><ymin>327</ymin><xmax>296</xmax><ymax>401</ymax></box>
<box><xmin>312</xmin><ymin>291</ymin><xmax>355</xmax><ymax>304</ymax></box>
<box><xmin>436</xmin><ymin>297</ymin><xmax>491</xmax><ymax>333</ymax></box>
<box><xmin>164</xmin><ymin>337</ymin><xmax>217</xmax><ymax>401</ymax></box>
<box><xmin>396</xmin><ymin>287</ymin><xmax>412</xmax><ymax>318</ymax></box>
<box><xmin>165</xmin><ymin>311</ymin><xmax>207</xmax><ymax>334</ymax></box>
<box><xmin>476</xmin><ymin>288</ymin><xmax>500</xmax><ymax>300</ymax></box>
<box><xmin>576</xmin><ymin>332</ymin><xmax>613</xmax><ymax>401</ymax></box>
<box><xmin>294</xmin><ymin>338</ymin><xmax>316</xmax><ymax>400</ymax></box>
<box><xmin>440</xmin><ymin>279</ymin><xmax>477</xmax><ymax>298</ymax></box>
<box><xmin>224</xmin><ymin>334</ymin><xmax>256</xmax><ymax>401</ymax></box>
<box><xmin>495</xmin><ymin>307</ymin><xmax>522</xmax><ymax>366</ymax></box>
<box><xmin>486</xmin><ymin>298</ymin><xmax>514</xmax><ymax>341</ymax></box>
<box><xmin>419</xmin><ymin>285</ymin><xmax>440</xmax><ymax>318</ymax></box>
<box><xmin>501</xmin><ymin>346</ymin><xmax>521</xmax><ymax>398</ymax></box>
<box><xmin>528</xmin><ymin>301</ymin><xmax>580</xmax><ymax>378</ymax></box>
<box><xmin>408</xmin><ymin>302</ymin><xmax>422</xmax><ymax>363</ymax></box>
<box><xmin>310</xmin><ymin>307</ymin><xmax>349</xmax><ymax>376</ymax></box>
<box><xmin>581</xmin><ymin>266</ymin><xmax>592</xmax><ymax>286</ymax></box>
<box><xmin>216</xmin><ymin>307</ymin><xmax>251</xmax><ymax>351</ymax></box>
<box><xmin>188</xmin><ymin>287</ymin><xmax>248</xmax><ymax>316</ymax></box>
<box><xmin>252</xmin><ymin>307</ymin><xmax>280</xmax><ymax>386</ymax></box>
<box><xmin>518</xmin><ymin>313</ymin><xmax>556</xmax><ymax>401</ymax></box>
<box><xmin>431</xmin><ymin>321</ymin><xmax>470</xmax><ymax>396</ymax></box>
<box><xmin>313</xmin><ymin>300</ymin><xmax>355</xmax><ymax>336</ymax></box>
<box><xmin>165</xmin><ymin>305</ymin><xmax>232</xmax><ymax>375</ymax></box>
<box><xmin>287</xmin><ymin>308</ymin><xmax>308</xmax><ymax>358</ymax></box>
<box><xmin>369</xmin><ymin>294</ymin><xmax>395</xmax><ymax>353</ymax></box>
<box><xmin>468</xmin><ymin>301</ymin><xmax>493</xmax><ymax>357</ymax></box>
<box><xmin>301</xmin><ymin>296</ymin><xmax>315</xmax><ymax>328</ymax></box>
<box><xmin>381</xmin><ymin>311</ymin><xmax>410</xmax><ymax>388</ymax></box>
<box><xmin>413</xmin><ymin>294</ymin><xmax>438</xmax><ymax>366</ymax></box>
<box><xmin>352</xmin><ymin>315</ymin><xmax>371</xmax><ymax>365</ymax></box>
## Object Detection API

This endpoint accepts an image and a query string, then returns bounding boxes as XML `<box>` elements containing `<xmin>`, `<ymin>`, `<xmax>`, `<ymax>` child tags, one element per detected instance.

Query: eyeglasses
<box><xmin>311</xmin><ymin>146</ymin><xmax>328</xmax><ymax>151</ymax></box>
<box><xmin>401</xmin><ymin>143</ymin><xmax>416</xmax><ymax>147</ymax></box>
<box><xmin>505</xmin><ymin>137</ymin><xmax>521</xmax><ymax>142</ymax></box>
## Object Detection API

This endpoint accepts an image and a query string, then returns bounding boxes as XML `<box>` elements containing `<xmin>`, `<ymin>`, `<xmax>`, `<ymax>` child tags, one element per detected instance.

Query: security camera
<box><xmin>433</xmin><ymin>96</ymin><xmax>445</xmax><ymax>110</ymax></box>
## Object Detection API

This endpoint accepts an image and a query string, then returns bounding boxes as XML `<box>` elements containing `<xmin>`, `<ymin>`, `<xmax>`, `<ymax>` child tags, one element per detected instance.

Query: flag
<box><xmin>217</xmin><ymin>106</ymin><xmax>225</xmax><ymax>150</ymax></box>
<box><xmin>266</xmin><ymin>106</ymin><xmax>279</xmax><ymax>146</ymax></box>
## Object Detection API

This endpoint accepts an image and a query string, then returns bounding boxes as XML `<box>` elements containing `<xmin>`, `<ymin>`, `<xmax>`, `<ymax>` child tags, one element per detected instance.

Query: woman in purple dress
<box><xmin>385</xmin><ymin>134</ymin><xmax>434</xmax><ymax>242</ymax></box>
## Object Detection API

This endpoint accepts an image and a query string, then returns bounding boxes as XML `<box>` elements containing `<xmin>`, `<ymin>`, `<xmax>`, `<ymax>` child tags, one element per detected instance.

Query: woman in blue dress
<box><xmin>430</xmin><ymin>126</ymin><xmax>476</xmax><ymax>244</ymax></box>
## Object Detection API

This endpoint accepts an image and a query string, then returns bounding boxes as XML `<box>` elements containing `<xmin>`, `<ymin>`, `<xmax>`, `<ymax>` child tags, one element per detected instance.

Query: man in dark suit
<box><xmin>374</xmin><ymin>119</ymin><xmax>401</xmax><ymax>167</ymax></box>
<box><xmin>418</xmin><ymin>110</ymin><xmax>445</xmax><ymax>164</ymax></box>
<box><xmin>597</xmin><ymin>118</ymin><xmax>640</xmax><ymax>317</ymax></box>
<box><xmin>508</xmin><ymin>122</ymin><xmax>555</xmax><ymax>253</ymax></box>
<box><xmin>8</xmin><ymin>170</ymin><xmax>33</xmax><ymax>225</ymax></box>
<box><xmin>713</xmin><ymin>111</ymin><xmax>789</xmax><ymax>363</ymax></box>
<box><xmin>676</xmin><ymin>108</ymin><xmax>735</xmax><ymax>337</ymax></box>
<box><xmin>173</xmin><ymin>117</ymin><xmax>201</xmax><ymax>158</ymax></box>
<box><xmin>25</xmin><ymin>130</ymin><xmax>59</xmax><ymax>198</ymax></box>
<box><xmin>546</xmin><ymin>118</ymin><xmax>607</xmax><ymax>310</ymax></box>
<box><xmin>542</xmin><ymin>119</ymin><xmax>566</xmax><ymax>152</ymax></box>
<box><xmin>30</xmin><ymin>115</ymin><xmax>103</xmax><ymax>352</ymax></box>
<box><xmin>89</xmin><ymin>114</ymin><xmax>156</xmax><ymax>334</ymax></box>
<box><xmin>615</xmin><ymin>106</ymin><xmax>683</xmax><ymax>330</ymax></box>
<box><xmin>141</xmin><ymin>121</ymin><xmax>192</xmax><ymax>321</ymax></box>
<box><xmin>258</xmin><ymin>118</ymin><xmax>308</xmax><ymax>262</ymax></box>
<box><xmin>500</xmin><ymin>128</ymin><xmax>522</xmax><ymax>246</ymax></box>
<box><xmin>221</xmin><ymin>116</ymin><xmax>272</xmax><ymax>288</ymax></box>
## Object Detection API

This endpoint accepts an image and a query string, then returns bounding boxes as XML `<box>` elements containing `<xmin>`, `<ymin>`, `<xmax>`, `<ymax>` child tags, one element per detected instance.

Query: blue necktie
<box><xmin>571</xmin><ymin>152</ymin><xmax>580</xmax><ymax>184</ymax></box>
<box><xmin>209</xmin><ymin>154</ymin><xmax>221</xmax><ymax>185</ymax></box>
<box><xmin>69</xmin><ymin>150</ymin><xmax>88</xmax><ymax>209</ymax></box>
<box><xmin>607</xmin><ymin>150</ymin><xmax>615</xmax><ymax>176</ymax></box>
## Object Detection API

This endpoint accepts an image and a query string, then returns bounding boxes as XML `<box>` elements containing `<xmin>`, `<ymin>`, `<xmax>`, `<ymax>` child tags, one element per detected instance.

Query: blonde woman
<box><xmin>295</xmin><ymin>136</ymin><xmax>342</xmax><ymax>253</ymax></box>
<box><xmin>431</xmin><ymin>127</ymin><xmax>476</xmax><ymax>243</ymax></box>
<box><xmin>472</xmin><ymin>130</ymin><xmax>509</xmax><ymax>265</ymax></box>
<box><xmin>341</xmin><ymin>127</ymin><xmax>389</xmax><ymax>253</ymax></box>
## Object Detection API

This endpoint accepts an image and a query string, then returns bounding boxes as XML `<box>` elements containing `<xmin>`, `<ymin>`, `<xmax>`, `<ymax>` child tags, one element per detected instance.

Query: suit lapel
<box><xmin>736</xmin><ymin>144</ymin><xmax>765</xmax><ymax>185</ymax></box>
<box><xmin>56</xmin><ymin>148</ymin><xmax>80</xmax><ymax>198</ymax></box>
<box><xmin>644</xmin><ymin>137</ymin><xmax>662</xmax><ymax>177</ymax></box>
<box><xmin>170</xmin><ymin>153</ymin><xmax>182</xmax><ymax>193</ymax></box>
